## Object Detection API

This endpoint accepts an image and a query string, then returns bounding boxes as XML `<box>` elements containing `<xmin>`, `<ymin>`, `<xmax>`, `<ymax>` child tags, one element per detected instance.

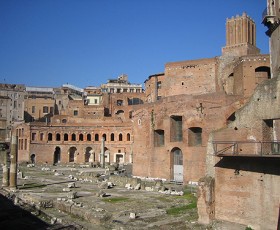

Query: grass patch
<box><xmin>103</xmin><ymin>197</ymin><xmax>129</xmax><ymax>203</ymax></box>
<box><xmin>167</xmin><ymin>192</ymin><xmax>197</xmax><ymax>215</ymax></box>
<box><xmin>166</xmin><ymin>201</ymin><xmax>197</xmax><ymax>215</ymax></box>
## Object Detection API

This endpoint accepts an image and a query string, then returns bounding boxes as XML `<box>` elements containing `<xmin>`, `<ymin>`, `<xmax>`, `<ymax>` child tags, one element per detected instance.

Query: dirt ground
<box><xmin>0</xmin><ymin>164</ymin><xmax>247</xmax><ymax>230</ymax></box>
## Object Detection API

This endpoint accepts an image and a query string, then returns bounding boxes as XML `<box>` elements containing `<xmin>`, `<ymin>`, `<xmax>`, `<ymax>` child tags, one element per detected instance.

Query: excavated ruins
<box><xmin>0</xmin><ymin>163</ymin><xmax>200</xmax><ymax>230</ymax></box>
<box><xmin>0</xmin><ymin>163</ymin><xmax>248</xmax><ymax>230</ymax></box>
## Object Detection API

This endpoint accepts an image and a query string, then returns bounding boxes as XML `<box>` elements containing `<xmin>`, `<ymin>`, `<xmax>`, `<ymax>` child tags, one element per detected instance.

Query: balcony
<box><xmin>262</xmin><ymin>7</ymin><xmax>280</xmax><ymax>37</ymax></box>
<box><xmin>213</xmin><ymin>141</ymin><xmax>280</xmax><ymax>158</ymax></box>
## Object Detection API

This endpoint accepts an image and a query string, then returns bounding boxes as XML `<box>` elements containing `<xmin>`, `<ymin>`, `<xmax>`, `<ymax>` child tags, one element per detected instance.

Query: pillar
<box><xmin>1</xmin><ymin>146</ymin><xmax>9</xmax><ymax>187</ymax></box>
<box><xmin>197</xmin><ymin>176</ymin><xmax>215</xmax><ymax>224</ymax></box>
<box><xmin>100</xmin><ymin>137</ymin><xmax>105</xmax><ymax>168</ymax></box>
<box><xmin>9</xmin><ymin>135</ymin><xmax>18</xmax><ymax>190</ymax></box>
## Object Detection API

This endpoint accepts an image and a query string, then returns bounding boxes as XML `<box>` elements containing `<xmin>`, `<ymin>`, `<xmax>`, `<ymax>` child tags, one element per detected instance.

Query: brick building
<box><xmin>197</xmin><ymin>1</ymin><xmax>280</xmax><ymax>229</ymax></box>
<box><xmin>15</xmin><ymin>77</ymin><xmax>146</xmax><ymax>165</ymax></box>
<box><xmin>132</xmin><ymin>13</ymin><xmax>270</xmax><ymax>184</ymax></box>
<box><xmin>0</xmin><ymin>84</ymin><xmax>25</xmax><ymax>141</ymax></box>
<box><xmin>14</xmin><ymin>12</ymin><xmax>272</xmax><ymax>197</ymax></box>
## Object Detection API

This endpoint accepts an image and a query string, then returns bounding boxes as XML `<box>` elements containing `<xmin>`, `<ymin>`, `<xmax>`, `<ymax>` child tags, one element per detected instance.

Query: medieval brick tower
<box><xmin>222</xmin><ymin>12</ymin><xmax>260</xmax><ymax>56</ymax></box>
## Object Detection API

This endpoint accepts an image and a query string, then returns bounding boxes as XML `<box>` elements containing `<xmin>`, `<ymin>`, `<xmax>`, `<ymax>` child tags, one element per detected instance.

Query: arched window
<box><xmin>111</xmin><ymin>133</ymin><xmax>115</xmax><ymax>141</ymax></box>
<box><xmin>102</xmin><ymin>134</ymin><xmax>107</xmax><ymax>141</ymax></box>
<box><xmin>226</xmin><ymin>112</ymin><xmax>236</xmax><ymax>124</ymax></box>
<box><xmin>54</xmin><ymin>147</ymin><xmax>61</xmax><ymax>164</ymax></box>
<box><xmin>64</xmin><ymin>133</ymin><xmax>68</xmax><ymax>141</ymax></box>
<box><xmin>255</xmin><ymin>66</ymin><xmax>271</xmax><ymax>80</ymax></box>
<box><xmin>127</xmin><ymin>133</ymin><xmax>131</xmax><ymax>141</ymax></box>
<box><xmin>117</xmin><ymin>100</ymin><xmax>123</xmax><ymax>106</ymax></box>
<box><xmin>56</xmin><ymin>133</ymin><xmax>61</xmax><ymax>141</ymax></box>
<box><xmin>87</xmin><ymin>134</ymin><xmax>91</xmax><ymax>141</ymax></box>
<box><xmin>48</xmin><ymin>133</ymin><xmax>53</xmax><ymax>141</ymax></box>
<box><xmin>95</xmin><ymin>134</ymin><xmax>99</xmax><ymax>141</ymax></box>
<box><xmin>119</xmin><ymin>133</ymin><xmax>123</xmax><ymax>141</ymax></box>
<box><xmin>79</xmin><ymin>134</ymin><xmax>84</xmax><ymax>141</ymax></box>
<box><xmin>72</xmin><ymin>133</ymin><xmax>76</xmax><ymax>141</ymax></box>
<box><xmin>40</xmin><ymin>133</ymin><xmax>44</xmax><ymax>141</ymax></box>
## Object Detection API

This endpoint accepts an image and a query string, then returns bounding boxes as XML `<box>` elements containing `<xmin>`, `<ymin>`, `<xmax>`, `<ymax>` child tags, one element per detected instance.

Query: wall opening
<box><xmin>48</xmin><ymin>133</ymin><xmax>53</xmax><ymax>141</ymax></box>
<box><xmin>95</xmin><ymin>134</ymin><xmax>99</xmax><ymax>141</ymax></box>
<box><xmin>188</xmin><ymin>127</ymin><xmax>202</xmax><ymax>146</ymax></box>
<box><xmin>170</xmin><ymin>116</ymin><xmax>183</xmax><ymax>142</ymax></box>
<box><xmin>154</xmin><ymin>129</ymin><xmax>165</xmax><ymax>147</ymax></box>
<box><xmin>171</xmin><ymin>147</ymin><xmax>183</xmax><ymax>183</ymax></box>
<box><xmin>227</xmin><ymin>112</ymin><xmax>236</xmax><ymax>124</ymax></box>
<box><xmin>85</xmin><ymin>147</ymin><xmax>92</xmax><ymax>163</ymax></box>
<box><xmin>255</xmin><ymin>66</ymin><xmax>271</xmax><ymax>84</ymax></box>
<box><xmin>54</xmin><ymin>147</ymin><xmax>61</xmax><ymax>164</ymax></box>
<box><xmin>30</xmin><ymin>153</ymin><xmax>36</xmax><ymax>164</ymax></box>
<box><xmin>69</xmin><ymin>147</ymin><xmax>77</xmax><ymax>162</ymax></box>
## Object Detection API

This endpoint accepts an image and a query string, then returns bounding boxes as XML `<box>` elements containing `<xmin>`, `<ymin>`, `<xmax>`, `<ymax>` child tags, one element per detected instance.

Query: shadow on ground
<box><xmin>0</xmin><ymin>192</ymin><xmax>77</xmax><ymax>230</ymax></box>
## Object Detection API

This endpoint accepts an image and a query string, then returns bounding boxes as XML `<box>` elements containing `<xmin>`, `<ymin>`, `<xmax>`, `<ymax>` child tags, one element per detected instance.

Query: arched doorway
<box><xmin>30</xmin><ymin>154</ymin><xmax>36</xmax><ymax>164</ymax></box>
<box><xmin>54</xmin><ymin>147</ymin><xmax>61</xmax><ymax>164</ymax></box>
<box><xmin>171</xmin><ymin>147</ymin><xmax>183</xmax><ymax>183</ymax></box>
<box><xmin>85</xmin><ymin>147</ymin><xmax>92</xmax><ymax>163</ymax></box>
<box><xmin>69</xmin><ymin>147</ymin><xmax>77</xmax><ymax>163</ymax></box>
<box><xmin>104</xmin><ymin>147</ymin><xmax>110</xmax><ymax>164</ymax></box>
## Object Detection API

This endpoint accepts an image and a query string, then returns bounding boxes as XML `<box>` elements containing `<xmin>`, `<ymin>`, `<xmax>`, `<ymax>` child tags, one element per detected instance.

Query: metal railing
<box><xmin>212</xmin><ymin>141</ymin><xmax>280</xmax><ymax>156</ymax></box>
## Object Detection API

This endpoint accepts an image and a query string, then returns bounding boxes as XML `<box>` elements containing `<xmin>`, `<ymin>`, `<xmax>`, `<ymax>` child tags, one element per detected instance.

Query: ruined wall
<box><xmin>132</xmin><ymin>93</ymin><xmax>243</xmax><ymax>183</ymax></box>
<box><xmin>203</xmin><ymin>77</ymin><xmax>280</xmax><ymax>229</ymax></box>
<box><xmin>214</xmin><ymin>158</ymin><xmax>280</xmax><ymax>230</ymax></box>
<box><xmin>233</xmin><ymin>55</ymin><xmax>270</xmax><ymax>98</ymax></box>
<box><xmin>163</xmin><ymin>58</ymin><xmax>217</xmax><ymax>97</ymax></box>
<box><xmin>145</xmin><ymin>74</ymin><xmax>165</xmax><ymax>103</ymax></box>
<box><xmin>24</xmin><ymin>97</ymin><xmax>55</xmax><ymax>121</ymax></box>
<box><xmin>269</xmin><ymin>1</ymin><xmax>280</xmax><ymax>79</ymax></box>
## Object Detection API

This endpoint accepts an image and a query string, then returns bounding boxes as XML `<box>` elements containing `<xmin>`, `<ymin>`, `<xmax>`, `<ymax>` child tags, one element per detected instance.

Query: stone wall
<box><xmin>202</xmin><ymin>71</ymin><xmax>280</xmax><ymax>229</ymax></box>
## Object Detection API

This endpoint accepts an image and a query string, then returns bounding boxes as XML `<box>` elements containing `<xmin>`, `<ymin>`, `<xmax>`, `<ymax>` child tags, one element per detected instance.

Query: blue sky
<box><xmin>0</xmin><ymin>0</ymin><xmax>269</xmax><ymax>88</ymax></box>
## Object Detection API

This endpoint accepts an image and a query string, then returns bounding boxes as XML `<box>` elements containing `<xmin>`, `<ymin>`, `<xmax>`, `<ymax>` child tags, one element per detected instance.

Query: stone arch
<box><xmin>56</xmin><ymin>133</ymin><xmax>61</xmax><ymax>141</ymax></box>
<box><xmin>127</xmin><ymin>133</ymin><xmax>131</xmax><ymax>141</ymax></box>
<box><xmin>85</xmin><ymin>147</ymin><xmax>92</xmax><ymax>163</ymax></box>
<box><xmin>116</xmin><ymin>110</ymin><xmax>125</xmax><ymax>119</ymax></box>
<box><xmin>104</xmin><ymin>147</ymin><xmax>110</xmax><ymax>164</ymax></box>
<box><xmin>53</xmin><ymin>146</ymin><xmax>61</xmax><ymax>164</ymax></box>
<box><xmin>119</xmin><ymin>133</ymin><xmax>123</xmax><ymax>141</ymax></box>
<box><xmin>48</xmin><ymin>133</ymin><xmax>53</xmax><ymax>141</ymax></box>
<box><xmin>227</xmin><ymin>112</ymin><xmax>236</xmax><ymax>124</ymax></box>
<box><xmin>116</xmin><ymin>110</ymin><xmax>124</xmax><ymax>115</ymax></box>
<box><xmin>111</xmin><ymin>133</ymin><xmax>115</xmax><ymax>141</ymax></box>
<box><xmin>30</xmin><ymin>153</ymin><xmax>36</xmax><ymax>164</ymax></box>
<box><xmin>69</xmin><ymin>146</ymin><xmax>77</xmax><ymax>163</ymax></box>
<box><xmin>255</xmin><ymin>66</ymin><xmax>271</xmax><ymax>80</ymax></box>
<box><xmin>170</xmin><ymin>147</ymin><xmax>183</xmax><ymax>183</ymax></box>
